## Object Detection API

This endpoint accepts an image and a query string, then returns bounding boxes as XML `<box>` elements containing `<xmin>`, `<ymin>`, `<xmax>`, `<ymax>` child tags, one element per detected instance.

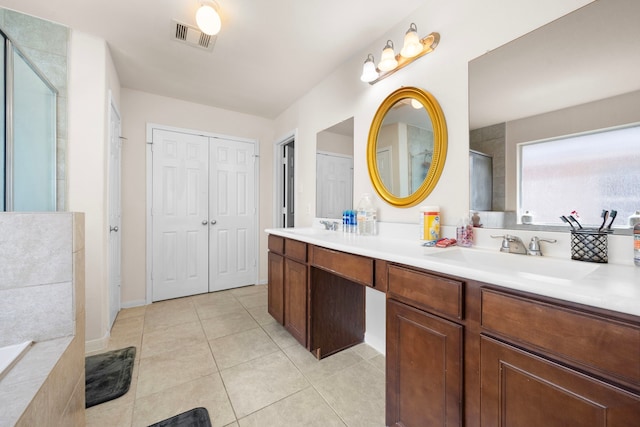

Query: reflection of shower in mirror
<box><xmin>469</xmin><ymin>150</ymin><xmax>492</xmax><ymax>211</ymax></box>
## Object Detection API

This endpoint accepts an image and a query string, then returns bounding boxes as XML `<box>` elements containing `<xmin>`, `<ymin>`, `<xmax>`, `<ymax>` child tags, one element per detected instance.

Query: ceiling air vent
<box><xmin>171</xmin><ymin>20</ymin><xmax>216</xmax><ymax>51</ymax></box>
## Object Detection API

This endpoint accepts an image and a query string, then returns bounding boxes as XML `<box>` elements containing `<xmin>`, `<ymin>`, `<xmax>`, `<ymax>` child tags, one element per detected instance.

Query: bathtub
<box><xmin>0</xmin><ymin>341</ymin><xmax>33</xmax><ymax>380</ymax></box>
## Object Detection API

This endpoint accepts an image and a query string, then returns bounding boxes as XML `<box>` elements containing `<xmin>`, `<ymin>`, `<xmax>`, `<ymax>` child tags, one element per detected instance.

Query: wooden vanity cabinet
<box><xmin>481</xmin><ymin>335</ymin><xmax>640</xmax><ymax>426</ymax></box>
<box><xmin>386</xmin><ymin>264</ymin><xmax>465</xmax><ymax>427</ymax></box>
<box><xmin>283</xmin><ymin>257</ymin><xmax>307</xmax><ymax>345</ymax></box>
<box><xmin>267</xmin><ymin>235</ymin><xmax>308</xmax><ymax>346</ymax></box>
<box><xmin>267</xmin><ymin>235</ymin><xmax>284</xmax><ymax>324</ymax></box>
<box><xmin>267</xmin><ymin>250</ymin><xmax>284</xmax><ymax>324</ymax></box>
<box><xmin>269</xmin><ymin>233</ymin><xmax>640</xmax><ymax>426</ymax></box>
<box><xmin>480</xmin><ymin>288</ymin><xmax>640</xmax><ymax>426</ymax></box>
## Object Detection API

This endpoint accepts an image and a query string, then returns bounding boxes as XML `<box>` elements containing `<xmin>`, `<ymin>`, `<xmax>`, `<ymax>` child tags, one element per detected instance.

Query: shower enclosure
<box><xmin>1</xmin><ymin>30</ymin><xmax>58</xmax><ymax>211</ymax></box>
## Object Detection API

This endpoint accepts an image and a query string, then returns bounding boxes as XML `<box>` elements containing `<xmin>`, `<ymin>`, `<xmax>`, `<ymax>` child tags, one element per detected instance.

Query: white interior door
<box><xmin>316</xmin><ymin>152</ymin><xmax>353</xmax><ymax>218</ymax></box>
<box><xmin>209</xmin><ymin>138</ymin><xmax>257</xmax><ymax>291</ymax></box>
<box><xmin>108</xmin><ymin>100</ymin><xmax>122</xmax><ymax>327</ymax></box>
<box><xmin>152</xmin><ymin>129</ymin><xmax>209</xmax><ymax>301</ymax></box>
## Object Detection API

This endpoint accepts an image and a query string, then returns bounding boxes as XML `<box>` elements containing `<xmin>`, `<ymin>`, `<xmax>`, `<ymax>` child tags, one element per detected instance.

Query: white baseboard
<box><xmin>121</xmin><ymin>299</ymin><xmax>147</xmax><ymax>309</ymax></box>
<box><xmin>364</xmin><ymin>331</ymin><xmax>386</xmax><ymax>356</ymax></box>
<box><xmin>85</xmin><ymin>331</ymin><xmax>110</xmax><ymax>355</ymax></box>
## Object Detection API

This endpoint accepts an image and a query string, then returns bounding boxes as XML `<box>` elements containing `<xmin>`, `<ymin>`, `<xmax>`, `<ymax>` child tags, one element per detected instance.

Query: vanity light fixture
<box><xmin>196</xmin><ymin>0</ymin><xmax>222</xmax><ymax>36</ymax></box>
<box><xmin>361</xmin><ymin>24</ymin><xmax>439</xmax><ymax>85</ymax></box>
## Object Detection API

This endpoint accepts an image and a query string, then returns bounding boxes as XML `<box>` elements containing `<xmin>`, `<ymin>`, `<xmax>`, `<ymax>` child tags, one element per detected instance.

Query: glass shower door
<box><xmin>9</xmin><ymin>45</ymin><xmax>57</xmax><ymax>211</ymax></box>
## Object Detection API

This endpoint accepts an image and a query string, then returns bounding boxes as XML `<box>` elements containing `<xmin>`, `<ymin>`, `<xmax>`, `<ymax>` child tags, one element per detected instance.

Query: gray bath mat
<box><xmin>85</xmin><ymin>346</ymin><xmax>136</xmax><ymax>408</ymax></box>
<box><xmin>148</xmin><ymin>407</ymin><xmax>212</xmax><ymax>427</ymax></box>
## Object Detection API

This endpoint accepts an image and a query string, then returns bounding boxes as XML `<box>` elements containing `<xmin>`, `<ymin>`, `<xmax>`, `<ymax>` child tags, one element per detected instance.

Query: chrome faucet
<box><xmin>491</xmin><ymin>234</ymin><xmax>527</xmax><ymax>255</ymax></box>
<box><xmin>319</xmin><ymin>220</ymin><xmax>339</xmax><ymax>231</ymax></box>
<box><xmin>527</xmin><ymin>236</ymin><xmax>557</xmax><ymax>256</ymax></box>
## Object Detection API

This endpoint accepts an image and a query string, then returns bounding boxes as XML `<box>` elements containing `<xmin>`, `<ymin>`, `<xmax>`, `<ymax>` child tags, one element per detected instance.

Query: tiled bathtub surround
<box><xmin>0</xmin><ymin>213</ymin><xmax>74</xmax><ymax>346</ymax></box>
<box><xmin>0</xmin><ymin>212</ymin><xmax>85</xmax><ymax>426</ymax></box>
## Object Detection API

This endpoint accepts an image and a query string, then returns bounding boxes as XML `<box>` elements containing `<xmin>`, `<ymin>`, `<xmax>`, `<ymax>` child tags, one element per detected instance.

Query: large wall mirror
<box><xmin>367</xmin><ymin>87</ymin><xmax>447</xmax><ymax>207</ymax></box>
<box><xmin>469</xmin><ymin>0</ymin><xmax>640</xmax><ymax>228</ymax></box>
<box><xmin>316</xmin><ymin>117</ymin><xmax>354</xmax><ymax>219</ymax></box>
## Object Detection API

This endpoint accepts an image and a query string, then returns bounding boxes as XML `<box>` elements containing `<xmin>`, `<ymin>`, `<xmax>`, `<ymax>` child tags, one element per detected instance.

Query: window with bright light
<box><xmin>519</xmin><ymin>124</ymin><xmax>640</xmax><ymax>227</ymax></box>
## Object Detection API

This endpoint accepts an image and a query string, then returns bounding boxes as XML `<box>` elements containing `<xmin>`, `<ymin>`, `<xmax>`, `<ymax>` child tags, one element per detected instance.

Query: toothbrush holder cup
<box><xmin>570</xmin><ymin>229</ymin><xmax>608</xmax><ymax>263</ymax></box>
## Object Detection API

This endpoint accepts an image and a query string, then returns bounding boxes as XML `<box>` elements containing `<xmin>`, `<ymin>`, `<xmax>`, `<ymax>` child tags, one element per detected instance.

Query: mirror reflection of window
<box><xmin>519</xmin><ymin>123</ymin><xmax>640</xmax><ymax>226</ymax></box>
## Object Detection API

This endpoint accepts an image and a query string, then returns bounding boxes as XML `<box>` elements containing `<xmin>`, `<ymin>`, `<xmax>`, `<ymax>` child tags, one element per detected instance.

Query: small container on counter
<box><xmin>456</xmin><ymin>217</ymin><xmax>474</xmax><ymax>247</ymax></box>
<box><xmin>420</xmin><ymin>206</ymin><xmax>440</xmax><ymax>244</ymax></box>
<box><xmin>342</xmin><ymin>210</ymin><xmax>356</xmax><ymax>233</ymax></box>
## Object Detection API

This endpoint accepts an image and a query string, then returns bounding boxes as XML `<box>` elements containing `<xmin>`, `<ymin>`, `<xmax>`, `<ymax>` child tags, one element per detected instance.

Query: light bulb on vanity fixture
<box><xmin>378</xmin><ymin>40</ymin><xmax>398</xmax><ymax>71</ymax></box>
<box><xmin>360</xmin><ymin>54</ymin><xmax>379</xmax><ymax>83</ymax></box>
<box><xmin>361</xmin><ymin>24</ymin><xmax>439</xmax><ymax>85</ymax></box>
<box><xmin>400</xmin><ymin>23</ymin><xmax>422</xmax><ymax>58</ymax></box>
<box><xmin>196</xmin><ymin>0</ymin><xmax>222</xmax><ymax>35</ymax></box>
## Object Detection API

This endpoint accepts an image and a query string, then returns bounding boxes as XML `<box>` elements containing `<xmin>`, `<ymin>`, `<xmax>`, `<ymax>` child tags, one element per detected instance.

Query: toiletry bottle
<box><xmin>342</xmin><ymin>210</ymin><xmax>349</xmax><ymax>233</ymax></box>
<box><xmin>457</xmin><ymin>217</ymin><xmax>473</xmax><ymax>247</ymax></box>
<box><xmin>420</xmin><ymin>206</ymin><xmax>440</xmax><ymax>243</ymax></box>
<box><xmin>356</xmin><ymin>193</ymin><xmax>376</xmax><ymax>236</ymax></box>
<box><xmin>634</xmin><ymin>223</ymin><xmax>640</xmax><ymax>266</ymax></box>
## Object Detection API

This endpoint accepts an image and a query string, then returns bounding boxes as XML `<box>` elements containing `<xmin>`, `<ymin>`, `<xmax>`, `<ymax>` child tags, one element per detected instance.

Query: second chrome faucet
<box><xmin>491</xmin><ymin>234</ymin><xmax>556</xmax><ymax>256</ymax></box>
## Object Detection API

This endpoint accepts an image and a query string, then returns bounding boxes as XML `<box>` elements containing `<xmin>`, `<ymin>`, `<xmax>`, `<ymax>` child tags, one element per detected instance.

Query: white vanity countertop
<box><xmin>265</xmin><ymin>227</ymin><xmax>640</xmax><ymax>318</ymax></box>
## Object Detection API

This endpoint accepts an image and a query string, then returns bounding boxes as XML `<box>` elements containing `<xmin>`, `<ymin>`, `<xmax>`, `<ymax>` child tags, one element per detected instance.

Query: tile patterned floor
<box><xmin>85</xmin><ymin>284</ymin><xmax>386</xmax><ymax>427</ymax></box>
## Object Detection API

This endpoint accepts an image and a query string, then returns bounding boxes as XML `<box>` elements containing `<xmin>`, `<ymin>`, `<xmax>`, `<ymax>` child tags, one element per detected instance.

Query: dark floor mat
<box><xmin>85</xmin><ymin>346</ymin><xmax>136</xmax><ymax>408</ymax></box>
<box><xmin>148</xmin><ymin>407</ymin><xmax>212</xmax><ymax>427</ymax></box>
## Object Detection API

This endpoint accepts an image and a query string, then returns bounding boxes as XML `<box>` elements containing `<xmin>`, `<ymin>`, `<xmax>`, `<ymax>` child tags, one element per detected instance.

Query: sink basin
<box><xmin>426</xmin><ymin>248</ymin><xmax>599</xmax><ymax>283</ymax></box>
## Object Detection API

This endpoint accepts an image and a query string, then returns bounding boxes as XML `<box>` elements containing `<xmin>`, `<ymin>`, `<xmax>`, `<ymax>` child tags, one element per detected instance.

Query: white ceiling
<box><xmin>1</xmin><ymin>0</ymin><xmax>425</xmax><ymax>118</ymax></box>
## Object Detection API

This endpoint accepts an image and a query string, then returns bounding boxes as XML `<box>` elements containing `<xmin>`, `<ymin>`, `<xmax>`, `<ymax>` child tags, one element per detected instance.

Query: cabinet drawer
<box><xmin>268</xmin><ymin>234</ymin><xmax>284</xmax><ymax>254</ymax></box>
<box><xmin>388</xmin><ymin>264</ymin><xmax>463</xmax><ymax>320</ymax></box>
<box><xmin>310</xmin><ymin>246</ymin><xmax>373</xmax><ymax>286</ymax></box>
<box><xmin>481</xmin><ymin>288</ymin><xmax>640</xmax><ymax>387</ymax></box>
<box><xmin>284</xmin><ymin>238</ymin><xmax>307</xmax><ymax>262</ymax></box>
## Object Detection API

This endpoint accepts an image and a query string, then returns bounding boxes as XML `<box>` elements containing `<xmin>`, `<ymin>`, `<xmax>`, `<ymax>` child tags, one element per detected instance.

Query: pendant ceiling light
<box><xmin>196</xmin><ymin>1</ymin><xmax>221</xmax><ymax>36</ymax></box>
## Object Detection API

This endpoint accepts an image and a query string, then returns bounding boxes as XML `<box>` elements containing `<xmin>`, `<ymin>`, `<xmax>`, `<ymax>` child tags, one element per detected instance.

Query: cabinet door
<box><xmin>386</xmin><ymin>299</ymin><xmax>463</xmax><ymax>427</ymax></box>
<box><xmin>481</xmin><ymin>335</ymin><xmax>640</xmax><ymax>427</ymax></box>
<box><xmin>284</xmin><ymin>258</ymin><xmax>307</xmax><ymax>346</ymax></box>
<box><xmin>267</xmin><ymin>252</ymin><xmax>284</xmax><ymax>324</ymax></box>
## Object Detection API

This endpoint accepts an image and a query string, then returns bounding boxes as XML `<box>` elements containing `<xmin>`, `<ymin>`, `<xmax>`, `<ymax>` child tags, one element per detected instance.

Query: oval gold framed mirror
<box><xmin>367</xmin><ymin>87</ymin><xmax>447</xmax><ymax>207</ymax></box>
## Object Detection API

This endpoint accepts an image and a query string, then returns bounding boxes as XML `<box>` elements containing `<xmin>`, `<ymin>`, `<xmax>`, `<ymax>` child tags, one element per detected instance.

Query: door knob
<box><xmin>202</xmin><ymin>220</ymin><xmax>208</xmax><ymax>225</ymax></box>
<box><xmin>110</xmin><ymin>226</ymin><xmax>119</xmax><ymax>232</ymax></box>
<box><xmin>210</xmin><ymin>220</ymin><xmax>217</xmax><ymax>225</ymax></box>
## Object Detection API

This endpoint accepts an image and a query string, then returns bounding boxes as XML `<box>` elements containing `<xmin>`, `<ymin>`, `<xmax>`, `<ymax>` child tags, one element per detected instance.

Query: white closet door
<box><xmin>209</xmin><ymin>138</ymin><xmax>257</xmax><ymax>291</ymax></box>
<box><xmin>152</xmin><ymin>129</ymin><xmax>209</xmax><ymax>301</ymax></box>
